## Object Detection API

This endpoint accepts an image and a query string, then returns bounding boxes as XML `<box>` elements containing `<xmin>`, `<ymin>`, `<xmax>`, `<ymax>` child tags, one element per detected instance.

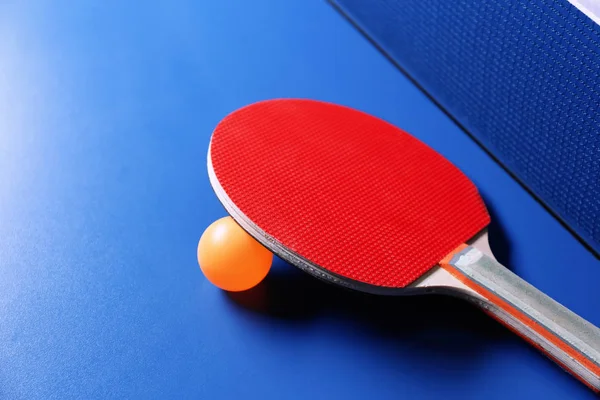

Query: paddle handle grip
<box><xmin>441</xmin><ymin>246</ymin><xmax>600</xmax><ymax>391</ymax></box>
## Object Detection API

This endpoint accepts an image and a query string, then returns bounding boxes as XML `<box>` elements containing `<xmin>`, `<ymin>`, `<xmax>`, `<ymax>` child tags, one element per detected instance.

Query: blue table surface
<box><xmin>0</xmin><ymin>1</ymin><xmax>598</xmax><ymax>399</ymax></box>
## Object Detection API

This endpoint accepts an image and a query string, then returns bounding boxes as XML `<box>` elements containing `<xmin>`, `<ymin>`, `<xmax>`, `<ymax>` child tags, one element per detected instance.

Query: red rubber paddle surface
<box><xmin>210</xmin><ymin>99</ymin><xmax>490</xmax><ymax>288</ymax></box>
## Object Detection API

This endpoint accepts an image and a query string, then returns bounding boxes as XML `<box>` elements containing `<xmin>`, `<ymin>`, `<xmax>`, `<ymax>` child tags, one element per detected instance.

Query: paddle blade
<box><xmin>210</xmin><ymin>99</ymin><xmax>489</xmax><ymax>288</ymax></box>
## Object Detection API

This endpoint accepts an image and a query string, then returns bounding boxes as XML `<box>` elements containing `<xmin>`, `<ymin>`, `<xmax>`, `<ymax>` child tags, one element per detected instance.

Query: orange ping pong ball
<box><xmin>198</xmin><ymin>216</ymin><xmax>272</xmax><ymax>291</ymax></box>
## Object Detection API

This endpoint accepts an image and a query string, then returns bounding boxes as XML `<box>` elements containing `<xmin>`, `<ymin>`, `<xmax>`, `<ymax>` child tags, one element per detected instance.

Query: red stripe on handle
<box><xmin>441</xmin><ymin>245</ymin><xmax>600</xmax><ymax>392</ymax></box>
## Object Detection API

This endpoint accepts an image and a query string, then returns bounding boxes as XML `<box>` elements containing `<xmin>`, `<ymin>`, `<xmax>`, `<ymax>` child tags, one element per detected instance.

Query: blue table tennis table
<box><xmin>0</xmin><ymin>1</ymin><xmax>598</xmax><ymax>399</ymax></box>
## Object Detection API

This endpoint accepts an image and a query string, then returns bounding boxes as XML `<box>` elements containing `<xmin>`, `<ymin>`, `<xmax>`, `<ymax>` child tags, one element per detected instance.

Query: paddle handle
<box><xmin>441</xmin><ymin>246</ymin><xmax>600</xmax><ymax>391</ymax></box>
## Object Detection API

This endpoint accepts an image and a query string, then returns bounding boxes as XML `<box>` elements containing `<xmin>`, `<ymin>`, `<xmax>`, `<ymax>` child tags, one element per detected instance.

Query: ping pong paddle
<box><xmin>208</xmin><ymin>99</ymin><xmax>600</xmax><ymax>390</ymax></box>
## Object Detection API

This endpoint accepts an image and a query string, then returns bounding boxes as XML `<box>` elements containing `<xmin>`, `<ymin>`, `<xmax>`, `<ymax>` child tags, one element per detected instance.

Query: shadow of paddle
<box><xmin>225</xmin><ymin>255</ymin><xmax>512</xmax><ymax>358</ymax></box>
<box><xmin>224</xmin><ymin>210</ymin><xmax>516</xmax><ymax>377</ymax></box>
<box><xmin>226</xmin><ymin>194</ymin><xmax>514</xmax><ymax>325</ymax></box>
<box><xmin>482</xmin><ymin>196</ymin><xmax>513</xmax><ymax>269</ymax></box>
